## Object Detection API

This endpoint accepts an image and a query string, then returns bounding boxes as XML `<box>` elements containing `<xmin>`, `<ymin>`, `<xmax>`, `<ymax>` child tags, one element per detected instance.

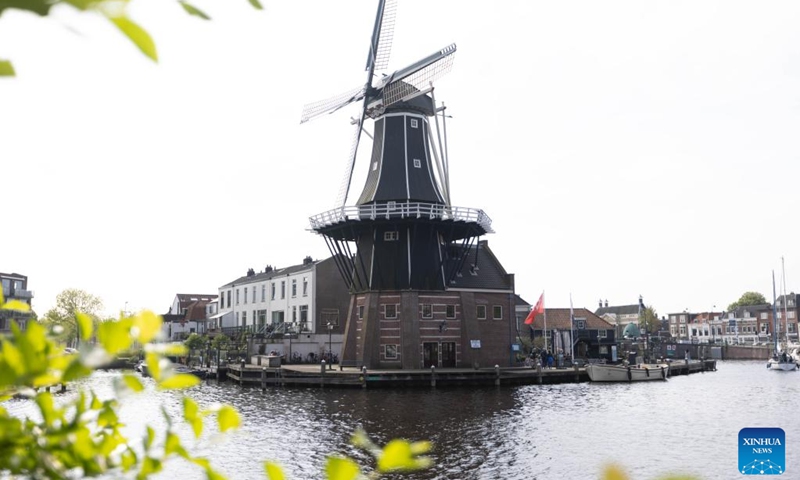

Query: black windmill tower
<box><xmin>301</xmin><ymin>0</ymin><xmax>492</xmax><ymax>368</ymax></box>
<box><xmin>302</xmin><ymin>0</ymin><xmax>493</xmax><ymax>366</ymax></box>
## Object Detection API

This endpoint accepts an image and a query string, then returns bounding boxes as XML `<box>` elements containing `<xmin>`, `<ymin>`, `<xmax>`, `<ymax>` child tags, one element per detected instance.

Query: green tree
<box><xmin>40</xmin><ymin>288</ymin><xmax>103</xmax><ymax>346</ymax></box>
<box><xmin>640</xmin><ymin>306</ymin><xmax>660</xmax><ymax>334</ymax></box>
<box><xmin>210</xmin><ymin>333</ymin><xmax>230</xmax><ymax>350</ymax></box>
<box><xmin>0</xmin><ymin>0</ymin><xmax>262</xmax><ymax>77</ymax></box>
<box><xmin>184</xmin><ymin>332</ymin><xmax>207</xmax><ymax>351</ymax></box>
<box><xmin>727</xmin><ymin>291</ymin><xmax>767</xmax><ymax>311</ymax></box>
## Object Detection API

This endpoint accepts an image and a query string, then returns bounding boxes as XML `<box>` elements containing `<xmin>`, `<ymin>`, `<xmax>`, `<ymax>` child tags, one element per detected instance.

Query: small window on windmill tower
<box><xmin>410</xmin><ymin>118</ymin><xmax>418</xmax><ymax>129</ymax></box>
<box><xmin>413</xmin><ymin>159</ymin><xmax>421</xmax><ymax>168</ymax></box>
<box><xmin>384</xmin><ymin>231</ymin><xmax>399</xmax><ymax>241</ymax></box>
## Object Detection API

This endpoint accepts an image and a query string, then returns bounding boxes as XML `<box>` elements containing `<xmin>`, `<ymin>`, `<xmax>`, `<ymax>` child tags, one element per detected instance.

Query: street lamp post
<box><xmin>288</xmin><ymin>322</ymin><xmax>296</xmax><ymax>363</ymax></box>
<box><xmin>327</xmin><ymin>322</ymin><xmax>333</xmax><ymax>370</ymax></box>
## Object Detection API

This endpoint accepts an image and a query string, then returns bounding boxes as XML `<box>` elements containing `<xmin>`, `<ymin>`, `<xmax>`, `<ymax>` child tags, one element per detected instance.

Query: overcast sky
<box><xmin>2</xmin><ymin>0</ymin><xmax>799</xmax><ymax>319</ymax></box>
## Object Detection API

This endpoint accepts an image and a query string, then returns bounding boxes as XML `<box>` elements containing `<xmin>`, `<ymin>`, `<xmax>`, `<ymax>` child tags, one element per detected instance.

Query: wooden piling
<box><xmin>431</xmin><ymin>366</ymin><xmax>436</xmax><ymax>388</ymax></box>
<box><xmin>261</xmin><ymin>367</ymin><xmax>266</xmax><ymax>392</ymax></box>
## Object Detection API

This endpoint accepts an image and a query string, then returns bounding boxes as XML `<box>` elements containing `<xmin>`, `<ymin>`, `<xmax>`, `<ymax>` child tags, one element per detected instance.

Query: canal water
<box><xmin>5</xmin><ymin>361</ymin><xmax>799</xmax><ymax>480</ymax></box>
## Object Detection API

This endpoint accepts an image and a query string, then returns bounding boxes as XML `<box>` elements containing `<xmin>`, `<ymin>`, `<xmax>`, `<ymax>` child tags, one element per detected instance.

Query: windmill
<box><xmin>301</xmin><ymin>0</ymin><xmax>457</xmax><ymax>209</ymax></box>
<box><xmin>304</xmin><ymin>0</ymin><xmax>493</xmax><ymax>294</ymax></box>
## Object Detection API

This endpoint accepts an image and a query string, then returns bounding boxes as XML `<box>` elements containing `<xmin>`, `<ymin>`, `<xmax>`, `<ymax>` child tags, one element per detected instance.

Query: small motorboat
<box><xmin>586</xmin><ymin>363</ymin><xmax>669</xmax><ymax>382</ymax></box>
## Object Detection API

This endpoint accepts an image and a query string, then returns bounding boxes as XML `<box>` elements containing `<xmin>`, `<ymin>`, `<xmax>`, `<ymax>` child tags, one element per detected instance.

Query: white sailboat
<box><xmin>767</xmin><ymin>261</ymin><xmax>798</xmax><ymax>371</ymax></box>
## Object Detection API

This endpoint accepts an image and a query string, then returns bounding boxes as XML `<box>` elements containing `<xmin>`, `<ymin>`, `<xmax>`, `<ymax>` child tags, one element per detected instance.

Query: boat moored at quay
<box><xmin>585</xmin><ymin>362</ymin><xmax>670</xmax><ymax>382</ymax></box>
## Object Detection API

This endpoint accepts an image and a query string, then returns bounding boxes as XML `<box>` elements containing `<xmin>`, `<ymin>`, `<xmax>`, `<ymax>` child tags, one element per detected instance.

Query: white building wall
<box><xmin>217</xmin><ymin>265</ymin><xmax>318</xmax><ymax>333</ymax></box>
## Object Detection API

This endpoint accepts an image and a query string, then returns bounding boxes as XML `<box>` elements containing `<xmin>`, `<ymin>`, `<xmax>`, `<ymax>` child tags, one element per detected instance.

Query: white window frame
<box><xmin>422</xmin><ymin>304</ymin><xmax>432</xmax><ymax>319</ymax></box>
<box><xmin>477</xmin><ymin>305</ymin><xmax>487</xmax><ymax>320</ymax></box>
<box><xmin>410</xmin><ymin>118</ymin><xmax>418</xmax><ymax>128</ymax></box>
<box><xmin>413</xmin><ymin>159</ymin><xmax>421</xmax><ymax>168</ymax></box>
<box><xmin>385</xmin><ymin>304</ymin><xmax>398</xmax><ymax>319</ymax></box>
<box><xmin>493</xmin><ymin>305</ymin><xmax>502</xmax><ymax>320</ymax></box>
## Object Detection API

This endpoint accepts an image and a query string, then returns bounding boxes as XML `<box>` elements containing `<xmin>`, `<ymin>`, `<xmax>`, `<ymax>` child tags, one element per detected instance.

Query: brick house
<box><xmin>528</xmin><ymin>308</ymin><xmax>616</xmax><ymax>360</ymax></box>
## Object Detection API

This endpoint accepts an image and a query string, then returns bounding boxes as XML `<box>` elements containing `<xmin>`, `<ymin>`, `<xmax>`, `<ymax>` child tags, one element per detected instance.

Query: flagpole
<box><xmin>543</xmin><ymin>291</ymin><xmax>548</xmax><ymax>352</ymax></box>
<box><xmin>569</xmin><ymin>293</ymin><xmax>575</xmax><ymax>361</ymax></box>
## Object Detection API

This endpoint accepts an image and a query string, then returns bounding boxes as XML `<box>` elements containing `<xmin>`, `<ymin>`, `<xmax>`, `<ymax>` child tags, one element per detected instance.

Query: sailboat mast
<box><xmin>782</xmin><ymin>256</ymin><xmax>789</xmax><ymax>348</ymax></box>
<box><xmin>773</xmin><ymin>270</ymin><xmax>779</xmax><ymax>355</ymax></box>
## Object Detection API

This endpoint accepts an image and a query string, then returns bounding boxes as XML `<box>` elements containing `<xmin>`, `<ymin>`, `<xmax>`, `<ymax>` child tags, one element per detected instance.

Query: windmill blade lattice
<box><xmin>370</xmin><ymin>0</ymin><xmax>397</xmax><ymax>72</ymax></box>
<box><xmin>334</xmin><ymin>110</ymin><xmax>366</xmax><ymax>208</ymax></box>
<box><xmin>380</xmin><ymin>44</ymin><xmax>456</xmax><ymax>108</ymax></box>
<box><xmin>300</xmin><ymin>85</ymin><xmax>366</xmax><ymax>124</ymax></box>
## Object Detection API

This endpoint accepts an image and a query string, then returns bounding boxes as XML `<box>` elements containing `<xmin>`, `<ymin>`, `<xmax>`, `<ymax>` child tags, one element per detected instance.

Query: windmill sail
<box><xmin>300</xmin><ymin>85</ymin><xmax>366</xmax><ymax>124</ymax></box>
<box><xmin>366</xmin><ymin>0</ymin><xmax>396</xmax><ymax>72</ymax></box>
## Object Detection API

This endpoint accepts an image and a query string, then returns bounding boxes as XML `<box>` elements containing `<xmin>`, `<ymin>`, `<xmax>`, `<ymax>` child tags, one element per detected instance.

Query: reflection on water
<box><xmin>5</xmin><ymin>361</ymin><xmax>799</xmax><ymax>480</ymax></box>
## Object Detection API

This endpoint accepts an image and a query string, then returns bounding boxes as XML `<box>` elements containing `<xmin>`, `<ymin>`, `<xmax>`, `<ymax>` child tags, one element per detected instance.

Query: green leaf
<box><xmin>179</xmin><ymin>1</ymin><xmax>210</xmax><ymax>19</ymax></box>
<box><xmin>0</xmin><ymin>60</ymin><xmax>13</xmax><ymax>77</ymax></box>
<box><xmin>134</xmin><ymin>310</ymin><xmax>162</xmax><ymax>343</ymax></box>
<box><xmin>1</xmin><ymin>299</ymin><xmax>30</xmax><ymax>312</ymax></box>
<box><xmin>217</xmin><ymin>405</ymin><xmax>241</xmax><ymax>432</ymax></box>
<box><xmin>1</xmin><ymin>339</ymin><xmax>25</xmax><ymax>375</ymax></box>
<box><xmin>63</xmin><ymin>358</ymin><xmax>93</xmax><ymax>382</ymax></box>
<box><xmin>378</xmin><ymin>439</ymin><xmax>433</xmax><ymax>473</ymax></box>
<box><xmin>35</xmin><ymin>392</ymin><xmax>56</xmax><ymax>426</ymax></box>
<box><xmin>76</xmin><ymin>311</ymin><xmax>93</xmax><ymax>341</ymax></box>
<box><xmin>145</xmin><ymin>352</ymin><xmax>161</xmax><ymax>381</ymax></box>
<box><xmin>138</xmin><ymin>457</ymin><xmax>163</xmax><ymax>479</ymax></box>
<box><xmin>97</xmin><ymin>319</ymin><xmax>133</xmax><ymax>355</ymax></box>
<box><xmin>183</xmin><ymin>396</ymin><xmax>203</xmax><ymax>438</ymax></box>
<box><xmin>122</xmin><ymin>374</ymin><xmax>144</xmax><ymax>392</ymax></box>
<box><xmin>247</xmin><ymin>0</ymin><xmax>264</xmax><ymax>9</ymax></box>
<box><xmin>108</xmin><ymin>15</ymin><xmax>158</xmax><ymax>62</ymax></box>
<box><xmin>121</xmin><ymin>448</ymin><xmax>138</xmax><ymax>471</ymax></box>
<box><xmin>144</xmin><ymin>425</ymin><xmax>156</xmax><ymax>450</ymax></box>
<box><xmin>264</xmin><ymin>462</ymin><xmax>286</xmax><ymax>480</ymax></box>
<box><xmin>0</xmin><ymin>0</ymin><xmax>52</xmax><ymax>16</ymax></box>
<box><xmin>325</xmin><ymin>456</ymin><xmax>360</xmax><ymax>480</ymax></box>
<box><xmin>165</xmin><ymin>432</ymin><xmax>188</xmax><ymax>458</ymax></box>
<box><xmin>158</xmin><ymin>373</ymin><xmax>200</xmax><ymax>390</ymax></box>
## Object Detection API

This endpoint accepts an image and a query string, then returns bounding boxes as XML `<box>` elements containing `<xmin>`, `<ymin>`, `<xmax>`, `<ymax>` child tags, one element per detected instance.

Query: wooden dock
<box><xmin>220</xmin><ymin>359</ymin><xmax>717</xmax><ymax>389</ymax></box>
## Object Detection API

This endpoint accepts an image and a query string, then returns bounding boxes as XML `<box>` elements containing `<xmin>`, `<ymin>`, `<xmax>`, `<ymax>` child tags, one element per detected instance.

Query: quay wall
<box><xmin>723</xmin><ymin>345</ymin><xmax>771</xmax><ymax>360</ymax></box>
<box><xmin>656</xmin><ymin>343</ymin><xmax>771</xmax><ymax>361</ymax></box>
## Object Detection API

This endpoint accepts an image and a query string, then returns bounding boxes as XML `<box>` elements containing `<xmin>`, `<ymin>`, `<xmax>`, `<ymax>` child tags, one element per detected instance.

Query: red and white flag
<box><xmin>524</xmin><ymin>292</ymin><xmax>545</xmax><ymax>325</ymax></box>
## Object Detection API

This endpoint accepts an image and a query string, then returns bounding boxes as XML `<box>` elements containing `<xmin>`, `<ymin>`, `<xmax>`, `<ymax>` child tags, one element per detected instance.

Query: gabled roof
<box><xmin>446</xmin><ymin>240</ymin><xmax>513</xmax><ymax>291</ymax></box>
<box><xmin>184</xmin><ymin>300</ymin><xmax>211</xmax><ymax>322</ymax></box>
<box><xmin>514</xmin><ymin>294</ymin><xmax>530</xmax><ymax>307</ymax></box>
<box><xmin>528</xmin><ymin>308</ymin><xmax>614</xmax><ymax>330</ymax></box>
<box><xmin>175</xmin><ymin>294</ymin><xmax>217</xmax><ymax>311</ymax></box>
<box><xmin>595</xmin><ymin>304</ymin><xmax>639</xmax><ymax>316</ymax></box>
<box><xmin>220</xmin><ymin>259</ymin><xmax>324</xmax><ymax>289</ymax></box>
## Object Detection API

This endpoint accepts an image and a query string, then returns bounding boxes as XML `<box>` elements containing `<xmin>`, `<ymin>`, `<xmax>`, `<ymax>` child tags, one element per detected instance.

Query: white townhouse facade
<box><xmin>214</xmin><ymin>256</ymin><xmax>350</xmax><ymax>357</ymax></box>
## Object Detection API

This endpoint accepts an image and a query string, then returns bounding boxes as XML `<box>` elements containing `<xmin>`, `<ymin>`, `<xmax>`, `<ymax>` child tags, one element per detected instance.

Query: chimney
<box><xmin>246</xmin><ymin>268</ymin><xmax>255</xmax><ymax>277</ymax></box>
<box><xmin>265</xmin><ymin>265</ymin><xmax>273</xmax><ymax>273</ymax></box>
<box><xmin>303</xmin><ymin>255</ymin><xmax>313</xmax><ymax>265</ymax></box>
<box><xmin>604</xmin><ymin>299</ymin><xmax>608</xmax><ymax>308</ymax></box>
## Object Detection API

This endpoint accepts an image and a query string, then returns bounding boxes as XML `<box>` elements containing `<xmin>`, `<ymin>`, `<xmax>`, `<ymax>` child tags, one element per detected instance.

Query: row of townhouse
<box><xmin>164</xmin><ymin>239</ymin><xmax>520</xmax><ymax>368</ymax></box>
<box><xmin>0</xmin><ymin>272</ymin><xmax>33</xmax><ymax>333</ymax></box>
<box><xmin>162</xmin><ymin>256</ymin><xmax>350</xmax><ymax>360</ymax></box>
<box><xmin>667</xmin><ymin>294</ymin><xmax>799</xmax><ymax>344</ymax></box>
